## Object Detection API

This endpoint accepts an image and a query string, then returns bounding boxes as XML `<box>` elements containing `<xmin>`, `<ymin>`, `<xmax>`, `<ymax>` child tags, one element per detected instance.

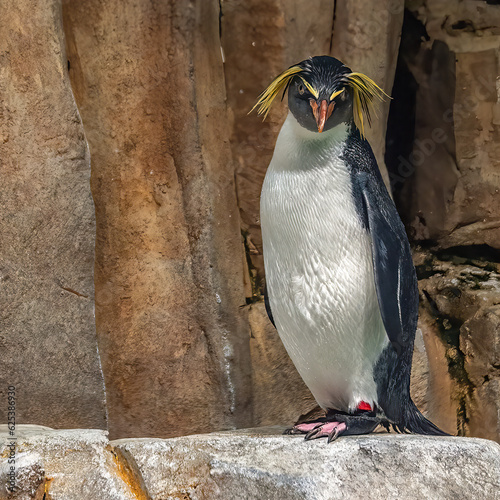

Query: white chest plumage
<box><xmin>260</xmin><ymin>114</ymin><xmax>388</xmax><ymax>412</ymax></box>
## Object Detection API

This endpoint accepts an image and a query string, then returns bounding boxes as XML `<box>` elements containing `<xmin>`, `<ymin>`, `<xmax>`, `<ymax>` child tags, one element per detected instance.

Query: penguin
<box><xmin>253</xmin><ymin>56</ymin><xmax>447</xmax><ymax>442</ymax></box>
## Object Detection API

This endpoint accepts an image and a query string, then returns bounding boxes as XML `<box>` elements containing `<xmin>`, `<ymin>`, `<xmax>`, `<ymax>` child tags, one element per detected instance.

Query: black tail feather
<box><xmin>397</xmin><ymin>400</ymin><xmax>449</xmax><ymax>436</ymax></box>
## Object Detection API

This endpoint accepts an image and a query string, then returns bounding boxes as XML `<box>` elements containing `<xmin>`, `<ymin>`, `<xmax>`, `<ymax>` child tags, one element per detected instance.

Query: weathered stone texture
<box><xmin>0</xmin><ymin>0</ymin><xmax>106</xmax><ymax>429</ymax></box>
<box><xmin>416</xmin><ymin>251</ymin><xmax>500</xmax><ymax>441</ymax></box>
<box><xmin>398</xmin><ymin>2</ymin><xmax>500</xmax><ymax>248</ymax></box>
<box><xmin>62</xmin><ymin>0</ymin><xmax>251</xmax><ymax>439</ymax></box>
<box><xmin>0</xmin><ymin>426</ymin><xmax>142</xmax><ymax>500</ymax></box>
<box><xmin>384</xmin><ymin>1</ymin><xmax>500</xmax><ymax>442</ymax></box>
<box><xmin>114</xmin><ymin>428</ymin><xmax>500</xmax><ymax>500</ymax></box>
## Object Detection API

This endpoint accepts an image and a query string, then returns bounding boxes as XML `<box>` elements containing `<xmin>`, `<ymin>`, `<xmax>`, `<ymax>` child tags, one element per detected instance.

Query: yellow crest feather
<box><xmin>329</xmin><ymin>88</ymin><xmax>345</xmax><ymax>101</ymax></box>
<box><xmin>250</xmin><ymin>65</ymin><xmax>304</xmax><ymax>120</ymax></box>
<box><xmin>343</xmin><ymin>72</ymin><xmax>390</xmax><ymax>138</ymax></box>
<box><xmin>250</xmin><ymin>65</ymin><xmax>390</xmax><ymax>134</ymax></box>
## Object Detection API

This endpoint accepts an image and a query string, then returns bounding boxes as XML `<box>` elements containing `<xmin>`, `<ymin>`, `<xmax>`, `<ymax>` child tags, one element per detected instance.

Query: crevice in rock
<box><xmin>242</xmin><ymin>229</ymin><xmax>263</xmax><ymax>303</ymax></box>
<box><xmin>41</xmin><ymin>477</ymin><xmax>53</xmax><ymax>500</ymax></box>
<box><xmin>436</xmin><ymin>245</ymin><xmax>500</xmax><ymax>266</ymax></box>
<box><xmin>218</xmin><ymin>0</ymin><xmax>223</xmax><ymax>41</ymax></box>
<box><xmin>385</xmin><ymin>9</ymin><xmax>426</xmax><ymax>220</ymax></box>
<box><xmin>60</xmin><ymin>286</ymin><xmax>89</xmax><ymax>298</ymax></box>
<box><xmin>451</xmin><ymin>20</ymin><xmax>475</xmax><ymax>31</ymax></box>
<box><xmin>422</xmin><ymin>288</ymin><xmax>474</xmax><ymax>435</ymax></box>
<box><xmin>415</xmin><ymin>244</ymin><xmax>500</xmax><ymax>280</ymax></box>
<box><xmin>329</xmin><ymin>0</ymin><xmax>337</xmax><ymax>55</ymax></box>
<box><xmin>385</xmin><ymin>8</ymin><xmax>457</xmax><ymax>241</ymax></box>
<box><xmin>107</xmin><ymin>445</ymin><xmax>150</xmax><ymax>500</ymax></box>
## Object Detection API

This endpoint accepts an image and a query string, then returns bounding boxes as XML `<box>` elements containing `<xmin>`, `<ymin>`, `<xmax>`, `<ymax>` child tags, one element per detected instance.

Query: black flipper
<box><xmin>357</xmin><ymin>170</ymin><xmax>418</xmax><ymax>356</ymax></box>
<box><xmin>343</xmin><ymin>130</ymin><xmax>448</xmax><ymax>436</ymax></box>
<box><xmin>264</xmin><ymin>284</ymin><xmax>276</xmax><ymax>328</ymax></box>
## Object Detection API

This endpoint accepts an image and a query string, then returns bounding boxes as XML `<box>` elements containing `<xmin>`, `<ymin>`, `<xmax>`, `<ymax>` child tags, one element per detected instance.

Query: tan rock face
<box><xmin>461</xmin><ymin>306</ymin><xmax>500</xmax><ymax>441</ymax></box>
<box><xmin>63</xmin><ymin>0</ymin><xmax>251</xmax><ymax>439</ymax></box>
<box><xmin>385</xmin><ymin>2</ymin><xmax>500</xmax><ymax>441</ymax></box>
<box><xmin>392</xmin><ymin>2</ymin><xmax>500</xmax><ymax>248</ymax></box>
<box><xmin>416</xmin><ymin>250</ymin><xmax>500</xmax><ymax>441</ymax></box>
<box><xmin>4</xmin><ymin>0</ymin><xmax>498</xmax><ymax>444</ymax></box>
<box><xmin>0</xmin><ymin>0</ymin><xmax>106</xmax><ymax>429</ymax></box>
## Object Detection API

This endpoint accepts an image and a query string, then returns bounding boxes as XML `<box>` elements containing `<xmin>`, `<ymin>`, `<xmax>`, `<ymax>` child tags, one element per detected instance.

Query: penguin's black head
<box><xmin>252</xmin><ymin>55</ymin><xmax>389</xmax><ymax>137</ymax></box>
<box><xmin>287</xmin><ymin>56</ymin><xmax>353</xmax><ymax>133</ymax></box>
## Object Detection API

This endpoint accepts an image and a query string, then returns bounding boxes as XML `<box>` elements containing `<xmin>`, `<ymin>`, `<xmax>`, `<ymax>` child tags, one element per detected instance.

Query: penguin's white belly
<box><xmin>260</xmin><ymin>121</ymin><xmax>388</xmax><ymax>412</ymax></box>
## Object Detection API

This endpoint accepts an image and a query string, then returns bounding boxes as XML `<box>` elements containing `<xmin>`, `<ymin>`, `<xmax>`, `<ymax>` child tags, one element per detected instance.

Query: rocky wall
<box><xmin>0</xmin><ymin>0</ymin><xmax>106</xmax><ymax>429</ymax></box>
<box><xmin>62</xmin><ymin>0</ymin><xmax>252</xmax><ymax>439</ymax></box>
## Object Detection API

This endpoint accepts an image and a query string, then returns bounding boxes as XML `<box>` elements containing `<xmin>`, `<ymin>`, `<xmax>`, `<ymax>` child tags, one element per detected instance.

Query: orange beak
<box><xmin>310</xmin><ymin>99</ymin><xmax>335</xmax><ymax>133</ymax></box>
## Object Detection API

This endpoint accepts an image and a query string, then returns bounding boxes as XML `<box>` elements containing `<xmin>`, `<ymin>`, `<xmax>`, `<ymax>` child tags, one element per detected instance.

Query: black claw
<box><xmin>284</xmin><ymin>427</ymin><xmax>303</xmax><ymax>435</ymax></box>
<box><xmin>327</xmin><ymin>427</ymin><xmax>344</xmax><ymax>443</ymax></box>
<box><xmin>304</xmin><ymin>428</ymin><xmax>322</xmax><ymax>440</ymax></box>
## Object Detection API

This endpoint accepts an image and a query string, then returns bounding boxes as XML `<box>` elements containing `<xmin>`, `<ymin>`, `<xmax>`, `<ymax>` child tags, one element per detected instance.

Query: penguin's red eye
<box><xmin>298</xmin><ymin>84</ymin><xmax>305</xmax><ymax>95</ymax></box>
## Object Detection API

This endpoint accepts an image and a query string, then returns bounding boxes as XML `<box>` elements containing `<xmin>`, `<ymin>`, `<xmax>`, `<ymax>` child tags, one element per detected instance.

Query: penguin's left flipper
<box><xmin>264</xmin><ymin>284</ymin><xmax>276</xmax><ymax>328</ymax></box>
<box><xmin>356</xmin><ymin>171</ymin><xmax>419</xmax><ymax>356</ymax></box>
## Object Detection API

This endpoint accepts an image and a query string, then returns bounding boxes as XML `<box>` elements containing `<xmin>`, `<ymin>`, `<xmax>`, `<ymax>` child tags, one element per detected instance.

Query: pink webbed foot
<box><xmin>284</xmin><ymin>403</ymin><xmax>385</xmax><ymax>443</ymax></box>
<box><xmin>284</xmin><ymin>420</ymin><xmax>348</xmax><ymax>443</ymax></box>
<box><xmin>305</xmin><ymin>421</ymin><xmax>348</xmax><ymax>443</ymax></box>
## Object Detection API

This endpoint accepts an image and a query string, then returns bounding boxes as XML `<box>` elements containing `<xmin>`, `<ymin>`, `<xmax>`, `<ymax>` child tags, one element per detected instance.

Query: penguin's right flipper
<box><xmin>356</xmin><ymin>171</ymin><xmax>419</xmax><ymax>356</ymax></box>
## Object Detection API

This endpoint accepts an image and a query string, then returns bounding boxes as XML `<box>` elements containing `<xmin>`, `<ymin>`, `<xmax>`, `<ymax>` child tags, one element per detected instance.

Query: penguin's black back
<box><xmin>340</xmin><ymin>127</ymin><xmax>447</xmax><ymax>435</ymax></box>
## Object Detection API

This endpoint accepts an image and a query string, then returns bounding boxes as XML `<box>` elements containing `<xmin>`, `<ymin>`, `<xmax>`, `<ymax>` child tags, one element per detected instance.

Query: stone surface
<box><xmin>5</xmin><ymin>425</ymin><xmax>500</xmax><ymax>500</ymax></box>
<box><xmin>3</xmin><ymin>425</ymin><xmax>500</xmax><ymax>499</ymax></box>
<box><xmin>0</xmin><ymin>0</ymin><xmax>106</xmax><ymax>429</ymax></box>
<box><xmin>113</xmin><ymin>427</ymin><xmax>500</xmax><ymax>500</ymax></box>
<box><xmin>0</xmin><ymin>425</ymin><xmax>141</xmax><ymax>500</ymax></box>
<box><xmin>414</xmin><ymin>308</ymin><xmax>458</xmax><ymax>436</ymax></box>
<box><xmin>462</xmin><ymin>306</ymin><xmax>500</xmax><ymax>441</ymax></box>
<box><xmin>62</xmin><ymin>0</ymin><xmax>252</xmax><ymax>439</ymax></box>
<box><xmin>385</xmin><ymin>2</ymin><xmax>500</xmax><ymax>441</ymax></box>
